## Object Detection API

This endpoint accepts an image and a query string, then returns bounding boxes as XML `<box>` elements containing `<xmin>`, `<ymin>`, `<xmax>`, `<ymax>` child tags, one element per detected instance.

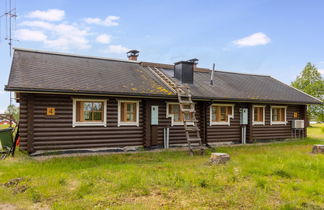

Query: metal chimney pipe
<box><xmin>210</xmin><ymin>63</ymin><xmax>215</xmax><ymax>85</ymax></box>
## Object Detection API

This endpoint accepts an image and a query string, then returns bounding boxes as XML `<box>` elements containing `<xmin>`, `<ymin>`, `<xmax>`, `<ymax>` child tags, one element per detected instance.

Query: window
<box><xmin>210</xmin><ymin>104</ymin><xmax>234</xmax><ymax>125</ymax></box>
<box><xmin>73</xmin><ymin>99</ymin><xmax>107</xmax><ymax>127</ymax></box>
<box><xmin>166</xmin><ymin>103</ymin><xmax>194</xmax><ymax>126</ymax></box>
<box><xmin>118</xmin><ymin>100</ymin><xmax>139</xmax><ymax>126</ymax></box>
<box><xmin>253</xmin><ymin>105</ymin><xmax>265</xmax><ymax>125</ymax></box>
<box><xmin>271</xmin><ymin>106</ymin><xmax>287</xmax><ymax>125</ymax></box>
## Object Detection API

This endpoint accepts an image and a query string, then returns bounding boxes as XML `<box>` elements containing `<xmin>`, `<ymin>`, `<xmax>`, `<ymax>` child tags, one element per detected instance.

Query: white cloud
<box><xmin>319</xmin><ymin>69</ymin><xmax>324</xmax><ymax>75</ymax></box>
<box><xmin>15</xmin><ymin>29</ymin><xmax>47</xmax><ymax>41</ymax></box>
<box><xmin>18</xmin><ymin>21</ymin><xmax>90</xmax><ymax>50</ymax></box>
<box><xmin>103</xmin><ymin>45</ymin><xmax>129</xmax><ymax>54</ymax></box>
<box><xmin>96</xmin><ymin>34</ymin><xmax>112</xmax><ymax>44</ymax></box>
<box><xmin>26</xmin><ymin>9</ymin><xmax>65</xmax><ymax>21</ymax></box>
<box><xmin>84</xmin><ymin>16</ymin><xmax>119</xmax><ymax>26</ymax></box>
<box><xmin>21</xmin><ymin>20</ymin><xmax>53</xmax><ymax>29</ymax></box>
<box><xmin>232</xmin><ymin>32</ymin><xmax>271</xmax><ymax>47</ymax></box>
<box><xmin>0</xmin><ymin>109</ymin><xmax>5</xmax><ymax>114</ymax></box>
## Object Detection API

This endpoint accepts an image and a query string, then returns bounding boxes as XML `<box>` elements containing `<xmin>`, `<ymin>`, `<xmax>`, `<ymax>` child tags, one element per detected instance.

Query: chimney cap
<box><xmin>187</xmin><ymin>58</ymin><xmax>199</xmax><ymax>64</ymax></box>
<box><xmin>127</xmin><ymin>50</ymin><xmax>139</xmax><ymax>56</ymax></box>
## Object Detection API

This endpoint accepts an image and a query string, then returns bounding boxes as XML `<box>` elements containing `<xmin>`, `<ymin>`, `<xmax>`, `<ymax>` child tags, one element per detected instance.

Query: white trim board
<box><xmin>72</xmin><ymin>98</ymin><xmax>107</xmax><ymax>127</ymax></box>
<box><xmin>252</xmin><ymin>105</ymin><xmax>266</xmax><ymax>126</ymax></box>
<box><xmin>209</xmin><ymin>104</ymin><xmax>235</xmax><ymax>126</ymax></box>
<box><xmin>117</xmin><ymin>100</ymin><xmax>140</xmax><ymax>127</ymax></box>
<box><xmin>270</xmin><ymin>105</ymin><xmax>287</xmax><ymax>125</ymax></box>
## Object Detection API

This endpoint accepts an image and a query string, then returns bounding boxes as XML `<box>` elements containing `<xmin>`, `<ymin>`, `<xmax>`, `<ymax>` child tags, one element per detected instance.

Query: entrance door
<box><xmin>150</xmin><ymin>105</ymin><xmax>159</xmax><ymax>146</ymax></box>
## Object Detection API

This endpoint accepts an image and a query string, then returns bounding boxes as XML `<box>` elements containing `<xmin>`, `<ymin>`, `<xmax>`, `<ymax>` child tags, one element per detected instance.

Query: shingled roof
<box><xmin>5</xmin><ymin>48</ymin><xmax>321</xmax><ymax>104</ymax></box>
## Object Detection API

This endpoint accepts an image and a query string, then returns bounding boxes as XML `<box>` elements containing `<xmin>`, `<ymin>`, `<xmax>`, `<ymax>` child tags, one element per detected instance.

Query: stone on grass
<box><xmin>210</xmin><ymin>153</ymin><xmax>230</xmax><ymax>164</ymax></box>
<box><xmin>312</xmin><ymin>145</ymin><xmax>324</xmax><ymax>154</ymax></box>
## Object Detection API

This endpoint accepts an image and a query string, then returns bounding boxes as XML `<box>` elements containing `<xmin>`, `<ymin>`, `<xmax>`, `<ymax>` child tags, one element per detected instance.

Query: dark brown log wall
<box><xmin>146</xmin><ymin>99</ymin><xmax>202</xmax><ymax>146</ymax></box>
<box><xmin>206</xmin><ymin>103</ymin><xmax>244</xmax><ymax>144</ymax></box>
<box><xmin>19</xmin><ymin>93</ymin><xmax>144</xmax><ymax>151</ymax></box>
<box><xmin>18</xmin><ymin>93</ymin><xmax>307</xmax><ymax>152</ymax></box>
<box><xmin>252</xmin><ymin>104</ymin><xmax>305</xmax><ymax>140</ymax></box>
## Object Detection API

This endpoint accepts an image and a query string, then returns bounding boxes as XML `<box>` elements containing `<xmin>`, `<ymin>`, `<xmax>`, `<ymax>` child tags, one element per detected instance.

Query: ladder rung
<box><xmin>188</xmin><ymin>137</ymin><xmax>201</xmax><ymax>142</ymax></box>
<box><xmin>184</xmin><ymin>119</ymin><xmax>198</xmax><ymax>122</ymax></box>
<box><xmin>181</xmin><ymin>109</ymin><xmax>196</xmax><ymax>112</ymax></box>
<box><xmin>179</xmin><ymin>100</ymin><xmax>192</xmax><ymax>104</ymax></box>
<box><xmin>185</xmin><ymin>127</ymin><xmax>200</xmax><ymax>131</ymax></box>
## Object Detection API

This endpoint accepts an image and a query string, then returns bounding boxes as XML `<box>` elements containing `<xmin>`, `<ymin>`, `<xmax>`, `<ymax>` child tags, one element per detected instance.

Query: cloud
<box><xmin>19</xmin><ymin>20</ymin><xmax>90</xmax><ymax>50</ymax></box>
<box><xmin>96</xmin><ymin>34</ymin><xmax>112</xmax><ymax>44</ymax></box>
<box><xmin>103</xmin><ymin>45</ymin><xmax>129</xmax><ymax>54</ymax></box>
<box><xmin>84</xmin><ymin>16</ymin><xmax>120</xmax><ymax>26</ymax></box>
<box><xmin>232</xmin><ymin>32</ymin><xmax>271</xmax><ymax>47</ymax></box>
<box><xmin>319</xmin><ymin>69</ymin><xmax>324</xmax><ymax>75</ymax></box>
<box><xmin>26</xmin><ymin>9</ymin><xmax>65</xmax><ymax>21</ymax></box>
<box><xmin>0</xmin><ymin>91</ymin><xmax>5</xmax><ymax>95</ymax></box>
<box><xmin>15</xmin><ymin>29</ymin><xmax>47</xmax><ymax>41</ymax></box>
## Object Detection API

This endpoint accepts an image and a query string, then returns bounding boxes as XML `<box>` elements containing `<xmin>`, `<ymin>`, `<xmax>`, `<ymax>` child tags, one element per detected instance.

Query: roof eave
<box><xmin>5</xmin><ymin>86</ymin><xmax>321</xmax><ymax>105</ymax></box>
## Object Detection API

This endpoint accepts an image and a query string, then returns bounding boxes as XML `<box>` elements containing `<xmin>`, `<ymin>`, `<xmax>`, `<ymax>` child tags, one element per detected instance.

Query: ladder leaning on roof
<box><xmin>147</xmin><ymin>66</ymin><xmax>205</xmax><ymax>155</ymax></box>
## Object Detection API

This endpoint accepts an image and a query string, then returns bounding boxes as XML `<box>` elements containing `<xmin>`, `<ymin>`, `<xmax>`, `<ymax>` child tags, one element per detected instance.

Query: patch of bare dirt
<box><xmin>3</xmin><ymin>178</ymin><xmax>29</xmax><ymax>194</ymax></box>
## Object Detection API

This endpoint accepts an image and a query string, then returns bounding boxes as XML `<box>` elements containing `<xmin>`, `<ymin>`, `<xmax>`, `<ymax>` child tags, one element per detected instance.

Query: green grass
<box><xmin>0</xmin><ymin>125</ymin><xmax>323</xmax><ymax>209</ymax></box>
<box><xmin>308</xmin><ymin>123</ymin><xmax>324</xmax><ymax>138</ymax></box>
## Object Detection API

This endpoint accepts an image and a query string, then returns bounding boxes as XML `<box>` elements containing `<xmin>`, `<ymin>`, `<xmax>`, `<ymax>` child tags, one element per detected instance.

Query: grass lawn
<box><xmin>0</xmin><ymin>125</ymin><xmax>323</xmax><ymax>209</ymax></box>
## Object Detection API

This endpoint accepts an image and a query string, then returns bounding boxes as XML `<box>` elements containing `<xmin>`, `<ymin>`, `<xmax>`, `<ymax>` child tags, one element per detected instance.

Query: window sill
<box><xmin>73</xmin><ymin>122</ymin><xmax>106</xmax><ymax>127</ymax></box>
<box><xmin>271</xmin><ymin>121</ymin><xmax>287</xmax><ymax>125</ymax></box>
<box><xmin>172</xmin><ymin>122</ymin><xmax>194</xmax><ymax>126</ymax></box>
<box><xmin>118</xmin><ymin>122</ymin><xmax>139</xmax><ymax>127</ymax></box>
<box><xmin>210</xmin><ymin>122</ymin><xmax>230</xmax><ymax>126</ymax></box>
<box><xmin>253</xmin><ymin>122</ymin><xmax>265</xmax><ymax>126</ymax></box>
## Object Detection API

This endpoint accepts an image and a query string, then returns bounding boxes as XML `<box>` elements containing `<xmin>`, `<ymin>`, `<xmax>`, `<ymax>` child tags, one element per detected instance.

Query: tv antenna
<box><xmin>0</xmin><ymin>0</ymin><xmax>18</xmax><ymax>56</ymax></box>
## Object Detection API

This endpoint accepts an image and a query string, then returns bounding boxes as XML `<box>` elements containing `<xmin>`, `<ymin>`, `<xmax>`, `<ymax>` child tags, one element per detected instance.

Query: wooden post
<box><xmin>303</xmin><ymin>105</ymin><xmax>308</xmax><ymax>138</ymax></box>
<box><xmin>248</xmin><ymin>104</ymin><xmax>254</xmax><ymax>143</ymax></box>
<box><xmin>27</xmin><ymin>94</ymin><xmax>35</xmax><ymax>153</ymax></box>
<box><xmin>143</xmin><ymin>100</ymin><xmax>151</xmax><ymax>148</ymax></box>
<box><xmin>199</xmin><ymin>102</ymin><xmax>207</xmax><ymax>145</ymax></box>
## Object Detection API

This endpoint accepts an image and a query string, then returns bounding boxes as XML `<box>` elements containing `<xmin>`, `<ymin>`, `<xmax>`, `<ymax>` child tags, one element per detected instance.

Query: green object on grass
<box><xmin>0</xmin><ymin>128</ymin><xmax>14</xmax><ymax>159</ymax></box>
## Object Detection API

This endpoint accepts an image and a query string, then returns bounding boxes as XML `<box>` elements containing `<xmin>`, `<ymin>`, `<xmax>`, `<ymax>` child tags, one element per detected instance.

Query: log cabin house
<box><xmin>5</xmin><ymin>48</ymin><xmax>321</xmax><ymax>154</ymax></box>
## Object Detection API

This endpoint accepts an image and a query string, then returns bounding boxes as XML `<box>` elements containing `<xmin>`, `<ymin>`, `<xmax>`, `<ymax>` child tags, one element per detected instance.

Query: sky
<box><xmin>0</xmin><ymin>0</ymin><xmax>324</xmax><ymax>113</ymax></box>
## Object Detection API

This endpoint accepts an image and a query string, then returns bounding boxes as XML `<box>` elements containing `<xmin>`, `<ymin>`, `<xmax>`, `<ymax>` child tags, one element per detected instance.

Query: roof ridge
<box><xmin>211</xmin><ymin>69</ymin><xmax>271</xmax><ymax>77</ymax></box>
<box><xmin>13</xmin><ymin>47</ymin><xmax>139</xmax><ymax>64</ymax></box>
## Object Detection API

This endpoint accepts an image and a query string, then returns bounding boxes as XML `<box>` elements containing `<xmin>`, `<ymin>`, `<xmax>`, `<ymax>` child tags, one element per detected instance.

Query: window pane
<box><xmin>84</xmin><ymin>111</ymin><xmax>92</xmax><ymax>120</ymax></box>
<box><xmin>259</xmin><ymin>108</ymin><xmax>263</xmax><ymax>121</ymax></box>
<box><xmin>93</xmin><ymin>111</ymin><xmax>102</xmax><ymax>121</ymax></box>
<box><xmin>212</xmin><ymin>106</ymin><xmax>216</xmax><ymax>121</ymax></box>
<box><xmin>272</xmin><ymin>108</ymin><xmax>285</xmax><ymax>122</ymax></box>
<box><xmin>83</xmin><ymin>102</ymin><xmax>92</xmax><ymax>111</ymax></box>
<box><xmin>121</xmin><ymin>102</ymin><xmax>125</xmax><ymax>121</ymax></box>
<box><xmin>220</xmin><ymin>107</ymin><xmax>226</xmax><ymax>121</ymax></box>
<box><xmin>120</xmin><ymin>102</ymin><xmax>137</xmax><ymax>123</ymax></box>
<box><xmin>76</xmin><ymin>101</ymin><xmax>81</xmax><ymax>122</ymax></box>
<box><xmin>280</xmin><ymin>108</ymin><xmax>285</xmax><ymax>121</ymax></box>
<box><xmin>93</xmin><ymin>102</ymin><xmax>102</xmax><ymax>111</ymax></box>
<box><xmin>227</xmin><ymin>106</ymin><xmax>232</xmax><ymax>115</ymax></box>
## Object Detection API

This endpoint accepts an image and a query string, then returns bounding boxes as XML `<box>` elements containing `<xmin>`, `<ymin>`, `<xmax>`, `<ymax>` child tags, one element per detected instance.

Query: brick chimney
<box><xmin>127</xmin><ymin>50</ymin><xmax>139</xmax><ymax>61</ymax></box>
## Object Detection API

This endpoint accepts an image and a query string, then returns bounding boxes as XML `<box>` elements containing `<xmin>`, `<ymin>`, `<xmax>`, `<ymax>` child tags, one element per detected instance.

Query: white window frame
<box><xmin>252</xmin><ymin>105</ymin><xmax>266</xmax><ymax>126</ymax></box>
<box><xmin>118</xmin><ymin>100</ymin><xmax>140</xmax><ymax>127</ymax></box>
<box><xmin>166</xmin><ymin>102</ymin><xmax>194</xmax><ymax>126</ymax></box>
<box><xmin>270</xmin><ymin>105</ymin><xmax>287</xmax><ymax>125</ymax></box>
<box><xmin>210</xmin><ymin>104</ymin><xmax>234</xmax><ymax>126</ymax></box>
<box><xmin>72</xmin><ymin>98</ymin><xmax>107</xmax><ymax>127</ymax></box>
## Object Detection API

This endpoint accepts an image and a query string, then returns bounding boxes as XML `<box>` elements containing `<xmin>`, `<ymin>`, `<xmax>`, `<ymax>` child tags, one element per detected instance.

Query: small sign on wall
<box><xmin>293</xmin><ymin>112</ymin><xmax>298</xmax><ymax>118</ymax></box>
<box><xmin>47</xmin><ymin>107</ymin><xmax>55</xmax><ymax>116</ymax></box>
